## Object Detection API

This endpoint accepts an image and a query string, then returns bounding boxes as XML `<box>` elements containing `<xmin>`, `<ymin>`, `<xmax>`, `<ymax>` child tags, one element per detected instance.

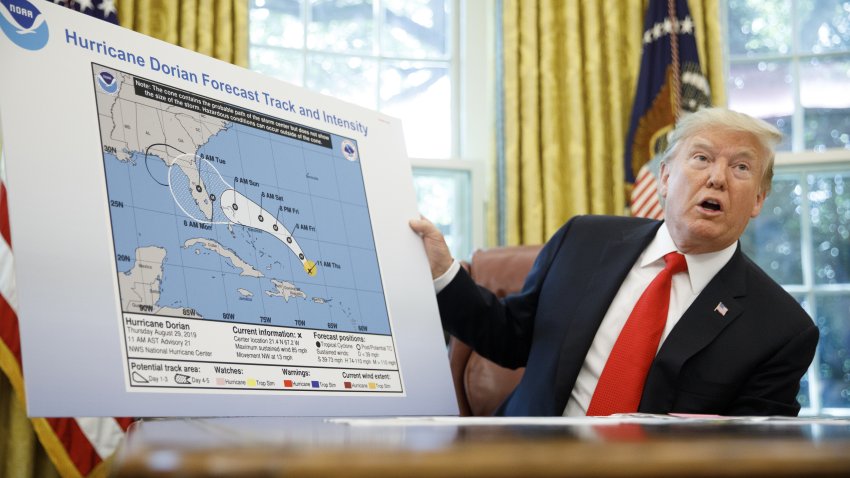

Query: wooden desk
<box><xmin>112</xmin><ymin>416</ymin><xmax>850</xmax><ymax>477</ymax></box>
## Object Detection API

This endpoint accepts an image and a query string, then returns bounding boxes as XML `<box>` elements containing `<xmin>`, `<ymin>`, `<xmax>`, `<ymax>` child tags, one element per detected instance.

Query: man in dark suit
<box><xmin>410</xmin><ymin>107</ymin><xmax>818</xmax><ymax>416</ymax></box>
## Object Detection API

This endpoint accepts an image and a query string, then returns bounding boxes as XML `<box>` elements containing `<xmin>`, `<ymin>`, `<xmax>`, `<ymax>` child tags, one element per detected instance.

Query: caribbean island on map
<box><xmin>92</xmin><ymin>63</ymin><xmax>402</xmax><ymax>395</ymax></box>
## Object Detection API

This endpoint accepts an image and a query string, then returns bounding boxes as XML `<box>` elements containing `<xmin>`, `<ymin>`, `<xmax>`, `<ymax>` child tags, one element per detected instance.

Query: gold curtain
<box><xmin>116</xmin><ymin>0</ymin><xmax>249</xmax><ymax>67</ymax></box>
<box><xmin>0</xmin><ymin>374</ymin><xmax>60</xmax><ymax>478</ymax></box>
<box><xmin>0</xmin><ymin>3</ymin><xmax>248</xmax><ymax>477</ymax></box>
<box><xmin>498</xmin><ymin>0</ymin><xmax>724</xmax><ymax>246</ymax></box>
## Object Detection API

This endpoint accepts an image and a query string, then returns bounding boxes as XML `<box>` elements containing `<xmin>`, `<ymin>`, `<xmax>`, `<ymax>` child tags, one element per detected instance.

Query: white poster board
<box><xmin>0</xmin><ymin>0</ymin><xmax>457</xmax><ymax>417</ymax></box>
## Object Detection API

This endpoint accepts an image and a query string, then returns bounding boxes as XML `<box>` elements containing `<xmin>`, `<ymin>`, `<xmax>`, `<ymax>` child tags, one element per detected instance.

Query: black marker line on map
<box><xmin>144</xmin><ymin>143</ymin><xmax>184</xmax><ymax>187</ymax></box>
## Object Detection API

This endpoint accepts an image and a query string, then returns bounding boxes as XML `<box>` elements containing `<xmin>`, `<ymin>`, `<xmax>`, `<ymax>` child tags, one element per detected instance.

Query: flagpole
<box><xmin>668</xmin><ymin>0</ymin><xmax>681</xmax><ymax>120</ymax></box>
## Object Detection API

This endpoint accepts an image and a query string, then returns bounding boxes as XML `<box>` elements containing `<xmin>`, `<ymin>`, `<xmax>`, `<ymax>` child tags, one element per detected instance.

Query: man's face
<box><xmin>659</xmin><ymin>127</ymin><xmax>767</xmax><ymax>254</ymax></box>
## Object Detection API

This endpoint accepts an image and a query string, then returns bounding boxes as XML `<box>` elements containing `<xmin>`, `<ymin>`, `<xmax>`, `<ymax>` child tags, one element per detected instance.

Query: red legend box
<box><xmin>283</xmin><ymin>380</ymin><xmax>293</xmax><ymax>388</ymax></box>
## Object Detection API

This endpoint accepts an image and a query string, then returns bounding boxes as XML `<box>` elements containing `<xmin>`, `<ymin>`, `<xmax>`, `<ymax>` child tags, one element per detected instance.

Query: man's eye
<box><xmin>693</xmin><ymin>154</ymin><xmax>708</xmax><ymax>161</ymax></box>
<box><xmin>735</xmin><ymin>163</ymin><xmax>750</xmax><ymax>171</ymax></box>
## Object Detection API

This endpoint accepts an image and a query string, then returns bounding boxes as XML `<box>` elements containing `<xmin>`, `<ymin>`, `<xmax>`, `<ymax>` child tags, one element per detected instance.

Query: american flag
<box><xmin>0</xmin><ymin>4</ymin><xmax>133</xmax><ymax>478</ymax></box>
<box><xmin>624</xmin><ymin>0</ymin><xmax>711</xmax><ymax>220</ymax></box>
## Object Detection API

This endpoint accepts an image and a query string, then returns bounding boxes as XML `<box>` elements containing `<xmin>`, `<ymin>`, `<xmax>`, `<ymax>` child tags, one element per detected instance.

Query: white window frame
<box><xmin>408</xmin><ymin>0</ymin><xmax>493</xmax><ymax>256</ymax></box>
<box><xmin>773</xmin><ymin>152</ymin><xmax>850</xmax><ymax>417</ymax></box>
<box><xmin>249</xmin><ymin>0</ymin><xmax>493</xmax><ymax>259</ymax></box>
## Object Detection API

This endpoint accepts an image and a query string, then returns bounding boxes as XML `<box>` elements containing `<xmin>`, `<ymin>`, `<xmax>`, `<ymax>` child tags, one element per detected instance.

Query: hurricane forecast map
<box><xmin>93</xmin><ymin>64</ymin><xmax>403</xmax><ymax>395</ymax></box>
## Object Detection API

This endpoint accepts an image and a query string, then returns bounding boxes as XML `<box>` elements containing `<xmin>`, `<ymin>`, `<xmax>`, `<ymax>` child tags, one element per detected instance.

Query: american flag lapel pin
<box><xmin>714</xmin><ymin>302</ymin><xmax>728</xmax><ymax>317</ymax></box>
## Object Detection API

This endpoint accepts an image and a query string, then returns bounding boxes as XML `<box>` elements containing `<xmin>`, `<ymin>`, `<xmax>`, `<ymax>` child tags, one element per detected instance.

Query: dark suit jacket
<box><xmin>438</xmin><ymin>215</ymin><xmax>819</xmax><ymax>416</ymax></box>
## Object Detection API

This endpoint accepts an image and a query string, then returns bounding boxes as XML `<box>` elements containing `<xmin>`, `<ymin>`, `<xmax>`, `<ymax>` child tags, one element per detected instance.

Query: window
<box><xmin>727</xmin><ymin>0</ymin><xmax>850</xmax><ymax>415</ymax></box>
<box><xmin>249</xmin><ymin>0</ymin><xmax>493</xmax><ymax>260</ymax></box>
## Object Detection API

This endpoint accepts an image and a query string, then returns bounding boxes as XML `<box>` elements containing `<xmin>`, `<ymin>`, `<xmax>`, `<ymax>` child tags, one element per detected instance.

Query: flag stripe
<box><xmin>632</xmin><ymin>200</ymin><xmax>651</xmax><ymax>218</ymax></box>
<box><xmin>47</xmin><ymin>418</ymin><xmax>103</xmax><ymax>476</ymax></box>
<box><xmin>77</xmin><ymin>417</ymin><xmax>127</xmax><ymax>459</ymax></box>
<box><xmin>0</xmin><ymin>234</ymin><xmax>17</xmax><ymax>309</ymax></box>
<box><xmin>630</xmin><ymin>164</ymin><xmax>664</xmax><ymax>220</ymax></box>
<box><xmin>631</xmin><ymin>172</ymin><xmax>651</xmax><ymax>194</ymax></box>
<box><xmin>647</xmin><ymin>202</ymin><xmax>664</xmax><ymax>220</ymax></box>
<box><xmin>630</xmin><ymin>182</ymin><xmax>658</xmax><ymax>212</ymax></box>
<box><xmin>632</xmin><ymin>178</ymin><xmax>653</xmax><ymax>203</ymax></box>
<box><xmin>0</xmin><ymin>183</ymin><xmax>11</xmax><ymax>247</ymax></box>
<box><xmin>0</xmin><ymin>297</ymin><xmax>25</xmax><ymax>397</ymax></box>
<box><xmin>0</xmin><ymin>275</ymin><xmax>21</xmax><ymax>365</ymax></box>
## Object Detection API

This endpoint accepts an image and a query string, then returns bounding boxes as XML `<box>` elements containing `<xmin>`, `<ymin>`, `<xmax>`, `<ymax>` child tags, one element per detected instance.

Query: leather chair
<box><xmin>448</xmin><ymin>245</ymin><xmax>543</xmax><ymax>416</ymax></box>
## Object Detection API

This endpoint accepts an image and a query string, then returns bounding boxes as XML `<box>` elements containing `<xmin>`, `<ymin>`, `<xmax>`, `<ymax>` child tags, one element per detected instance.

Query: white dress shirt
<box><xmin>562</xmin><ymin>224</ymin><xmax>735</xmax><ymax>415</ymax></box>
<box><xmin>433</xmin><ymin>223</ymin><xmax>736</xmax><ymax>417</ymax></box>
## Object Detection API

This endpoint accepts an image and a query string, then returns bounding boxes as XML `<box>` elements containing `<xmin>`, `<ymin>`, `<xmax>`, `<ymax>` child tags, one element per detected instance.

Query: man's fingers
<box><xmin>409</xmin><ymin>217</ymin><xmax>438</xmax><ymax>237</ymax></box>
<box><xmin>409</xmin><ymin>215</ymin><xmax>454</xmax><ymax>279</ymax></box>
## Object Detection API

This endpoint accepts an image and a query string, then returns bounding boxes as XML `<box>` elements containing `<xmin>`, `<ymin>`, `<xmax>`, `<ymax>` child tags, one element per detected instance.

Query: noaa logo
<box><xmin>0</xmin><ymin>0</ymin><xmax>49</xmax><ymax>51</ymax></box>
<box><xmin>341</xmin><ymin>140</ymin><xmax>358</xmax><ymax>162</ymax></box>
<box><xmin>97</xmin><ymin>71</ymin><xmax>120</xmax><ymax>95</ymax></box>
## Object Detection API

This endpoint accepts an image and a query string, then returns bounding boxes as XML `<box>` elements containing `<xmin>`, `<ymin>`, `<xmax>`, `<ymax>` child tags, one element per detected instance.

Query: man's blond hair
<box><xmin>661</xmin><ymin>107</ymin><xmax>782</xmax><ymax>195</ymax></box>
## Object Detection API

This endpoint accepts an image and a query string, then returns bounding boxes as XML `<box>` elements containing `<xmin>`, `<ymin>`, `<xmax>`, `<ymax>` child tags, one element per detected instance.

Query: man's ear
<box><xmin>750</xmin><ymin>190</ymin><xmax>766</xmax><ymax>218</ymax></box>
<box><xmin>659</xmin><ymin>161</ymin><xmax>670</xmax><ymax>199</ymax></box>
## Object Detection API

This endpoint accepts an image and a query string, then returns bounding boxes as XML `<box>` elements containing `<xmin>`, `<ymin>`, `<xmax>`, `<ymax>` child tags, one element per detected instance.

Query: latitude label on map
<box><xmin>92</xmin><ymin>63</ymin><xmax>403</xmax><ymax>395</ymax></box>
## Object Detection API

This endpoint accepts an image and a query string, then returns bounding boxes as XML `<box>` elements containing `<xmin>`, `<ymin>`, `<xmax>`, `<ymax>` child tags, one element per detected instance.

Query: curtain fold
<box><xmin>116</xmin><ymin>0</ymin><xmax>248</xmax><ymax>67</ymax></box>
<box><xmin>498</xmin><ymin>0</ymin><xmax>724</xmax><ymax>245</ymax></box>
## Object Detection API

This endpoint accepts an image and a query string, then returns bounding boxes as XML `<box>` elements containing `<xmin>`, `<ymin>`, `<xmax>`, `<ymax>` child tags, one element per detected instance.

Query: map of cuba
<box><xmin>93</xmin><ymin>65</ymin><xmax>391</xmax><ymax>336</ymax></box>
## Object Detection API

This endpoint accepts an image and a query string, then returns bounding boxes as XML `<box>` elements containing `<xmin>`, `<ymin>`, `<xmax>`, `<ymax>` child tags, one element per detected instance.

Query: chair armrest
<box><xmin>446</xmin><ymin>245</ymin><xmax>542</xmax><ymax>416</ymax></box>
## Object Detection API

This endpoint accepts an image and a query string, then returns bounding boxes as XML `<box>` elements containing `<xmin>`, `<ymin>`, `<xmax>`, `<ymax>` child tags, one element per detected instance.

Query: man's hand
<box><xmin>409</xmin><ymin>216</ymin><xmax>454</xmax><ymax>279</ymax></box>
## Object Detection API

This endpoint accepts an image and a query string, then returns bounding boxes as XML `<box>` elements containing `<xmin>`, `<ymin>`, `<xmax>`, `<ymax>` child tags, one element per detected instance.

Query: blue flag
<box><xmin>624</xmin><ymin>0</ymin><xmax>710</xmax><ymax>186</ymax></box>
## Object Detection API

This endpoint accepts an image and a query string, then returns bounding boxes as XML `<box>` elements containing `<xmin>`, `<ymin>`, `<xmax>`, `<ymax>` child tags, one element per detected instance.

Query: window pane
<box><xmin>801</xmin><ymin>55</ymin><xmax>850</xmax><ymax>151</ymax></box>
<box><xmin>793</xmin><ymin>293</ymin><xmax>813</xmax><ymax>410</ymax></box>
<box><xmin>726</xmin><ymin>0</ymin><xmax>792</xmax><ymax>57</ymax></box>
<box><xmin>382</xmin><ymin>0</ymin><xmax>450</xmax><ymax>59</ymax></box>
<box><xmin>381</xmin><ymin>61</ymin><xmax>451</xmax><ymax>158</ymax></box>
<box><xmin>814</xmin><ymin>294</ymin><xmax>850</xmax><ymax>408</ymax></box>
<box><xmin>251</xmin><ymin>0</ymin><xmax>304</xmax><ymax>48</ymax></box>
<box><xmin>741</xmin><ymin>175</ymin><xmax>803</xmax><ymax>284</ymax></box>
<box><xmin>727</xmin><ymin>60</ymin><xmax>793</xmax><ymax>151</ymax></box>
<box><xmin>798</xmin><ymin>371</ymin><xmax>812</xmax><ymax>410</ymax></box>
<box><xmin>251</xmin><ymin>47</ymin><xmax>304</xmax><ymax>85</ymax></box>
<box><xmin>305</xmin><ymin>54</ymin><xmax>377</xmax><ymax>108</ymax></box>
<box><xmin>308</xmin><ymin>0</ymin><xmax>374</xmax><ymax>54</ymax></box>
<box><xmin>808</xmin><ymin>171</ymin><xmax>850</xmax><ymax>284</ymax></box>
<box><xmin>412</xmin><ymin>168</ymin><xmax>472</xmax><ymax>260</ymax></box>
<box><xmin>796</xmin><ymin>0</ymin><xmax>850</xmax><ymax>54</ymax></box>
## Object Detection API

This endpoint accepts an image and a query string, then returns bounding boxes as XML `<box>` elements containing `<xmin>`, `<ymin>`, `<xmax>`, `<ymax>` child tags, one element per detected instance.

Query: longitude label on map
<box><xmin>92</xmin><ymin>63</ymin><xmax>402</xmax><ymax>395</ymax></box>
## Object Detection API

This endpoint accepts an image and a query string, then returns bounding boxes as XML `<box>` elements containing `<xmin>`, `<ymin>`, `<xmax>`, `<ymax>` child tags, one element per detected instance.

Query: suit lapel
<box><xmin>552</xmin><ymin>220</ymin><xmax>661</xmax><ymax>408</ymax></box>
<box><xmin>641</xmin><ymin>246</ymin><xmax>748</xmax><ymax>410</ymax></box>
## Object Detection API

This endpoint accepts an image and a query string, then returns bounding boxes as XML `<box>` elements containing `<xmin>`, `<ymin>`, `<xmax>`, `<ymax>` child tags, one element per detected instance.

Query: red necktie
<box><xmin>586</xmin><ymin>252</ymin><xmax>688</xmax><ymax>416</ymax></box>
